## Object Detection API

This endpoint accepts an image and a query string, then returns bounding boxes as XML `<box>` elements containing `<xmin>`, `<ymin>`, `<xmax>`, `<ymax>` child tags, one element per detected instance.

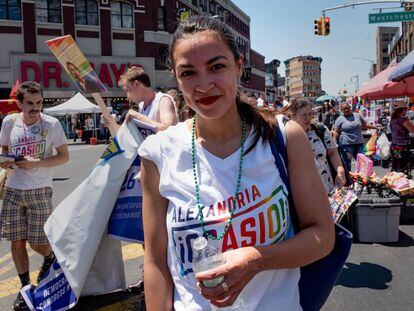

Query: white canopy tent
<box><xmin>44</xmin><ymin>93</ymin><xmax>112</xmax><ymax>139</ymax></box>
<box><xmin>44</xmin><ymin>92</ymin><xmax>104</xmax><ymax>115</ymax></box>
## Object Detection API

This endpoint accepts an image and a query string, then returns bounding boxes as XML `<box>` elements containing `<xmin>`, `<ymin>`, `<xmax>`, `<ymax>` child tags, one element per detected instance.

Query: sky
<box><xmin>232</xmin><ymin>0</ymin><xmax>402</xmax><ymax>95</ymax></box>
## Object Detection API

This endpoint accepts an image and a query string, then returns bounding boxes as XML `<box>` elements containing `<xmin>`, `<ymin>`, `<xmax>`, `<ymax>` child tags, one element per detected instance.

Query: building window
<box><xmin>36</xmin><ymin>0</ymin><xmax>61</xmax><ymax>23</ymax></box>
<box><xmin>200</xmin><ymin>0</ymin><xmax>207</xmax><ymax>12</ymax></box>
<box><xmin>157</xmin><ymin>6</ymin><xmax>165</xmax><ymax>31</ymax></box>
<box><xmin>75</xmin><ymin>0</ymin><xmax>98</xmax><ymax>26</ymax></box>
<box><xmin>111</xmin><ymin>1</ymin><xmax>132</xmax><ymax>28</ymax></box>
<box><xmin>155</xmin><ymin>45</ymin><xmax>169</xmax><ymax>70</ymax></box>
<box><xmin>209</xmin><ymin>1</ymin><xmax>216</xmax><ymax>15</ymax></box>
<box><xmin>218</xmin><ymin>6</ymin><xmax>224</xmax><ymax>21</ymax></box>
<box><xmin>0</xmin><ymin>0</ymin><xmax>22</xmax><ymax>20</ymax></box>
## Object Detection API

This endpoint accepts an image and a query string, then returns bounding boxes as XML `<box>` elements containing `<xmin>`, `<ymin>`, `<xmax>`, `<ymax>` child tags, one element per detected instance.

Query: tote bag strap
<box><xmin>270</xmin><ymin>116</ymin><xmax>353</xmax><ymax>311</ymax></box>
<box><xmin>269</xmin><ymin>115</ymin><xmax>300</xmax><ymax>231</ymax></box>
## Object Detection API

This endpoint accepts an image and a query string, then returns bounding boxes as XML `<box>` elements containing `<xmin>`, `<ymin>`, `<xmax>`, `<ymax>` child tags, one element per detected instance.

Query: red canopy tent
<box><xmin>0</xmin><ymin>80</ymin><xmax>21</xmax><ymax>116</ymax></box>
<box><xmin>355</xmin><ymin>65</ymin><xmax>414</xmax><ymax>100</ymax></box>
<box><xmin>0</xmin><ymin>99</ymin><xmax>20</xmax><ymax>115</ymax></box>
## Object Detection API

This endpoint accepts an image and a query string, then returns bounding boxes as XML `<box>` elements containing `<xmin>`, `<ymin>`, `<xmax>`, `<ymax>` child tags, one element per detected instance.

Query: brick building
<box><xmin>284</xmin><ymin>55</ymin><xmax>322</xmax><ymax>101</ymax></box>
<box><xmin>388</xmin><ymin>22</ymin><xmax>414</xmax><ymax>65</ymax></box>
<box><xmin>376</xmin><ymin>26</ymin><xmax>398</xmax><ymax>74</ymax></box>
<box><xmin>0</xmin><ymin>0</ymin><xmax>265</xmax><ymax>106</ymax></box>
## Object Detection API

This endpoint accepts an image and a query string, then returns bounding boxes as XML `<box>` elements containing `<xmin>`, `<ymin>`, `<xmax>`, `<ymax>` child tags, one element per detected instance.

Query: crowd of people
<box><xmin>0</xmin><ymin>15</ymin><xmax>413</xmax><ymax>311</ymax></box>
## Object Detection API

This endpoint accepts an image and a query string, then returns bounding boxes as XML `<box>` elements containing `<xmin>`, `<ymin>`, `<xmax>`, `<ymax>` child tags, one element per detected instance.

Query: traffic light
<box><xmin>314</xmin><ymin>18</ymin><xmax>323</xmax><ymax>35</ymax></box>
<box><xmin>323</xmin><ymin>17</ymin><xmax>331</xmax><ymax>36</ymax></box>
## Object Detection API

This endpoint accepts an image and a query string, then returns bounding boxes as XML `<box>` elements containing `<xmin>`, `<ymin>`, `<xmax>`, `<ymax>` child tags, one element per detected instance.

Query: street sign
<box><xmin>369</xmin><ymin>11</ymin><xmax>414</xmax><ymax>24</ymax></box>
<box><xmin>180</xmin><ymin>11</ymin><xmax>190</xmax><ymax>21</ymax></box>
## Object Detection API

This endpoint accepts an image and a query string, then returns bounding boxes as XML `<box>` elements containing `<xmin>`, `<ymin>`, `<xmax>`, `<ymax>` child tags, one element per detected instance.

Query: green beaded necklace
<box><xmin>191</xmin><ymin>113</ymin><xmax>246</xmax><ymax>240</ymax></box>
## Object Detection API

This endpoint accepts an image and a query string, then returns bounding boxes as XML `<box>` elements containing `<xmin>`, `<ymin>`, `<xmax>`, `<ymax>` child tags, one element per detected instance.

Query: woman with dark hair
<box><xmin>319</xmin><ymin>101</ymin><xmax>334</xmax><ymax>130</ymax></box>
<box><xmin>287</xmin><ymin>99</ymin><xmax>346</xmax><ymax>194</ymax></box>
<box><xmin>138</xmin><ymin>16</ymin><xmax>334</xmax><ymax>310</ymax></box>
<box><xmin>390</xmin><ymin>101</ymin><xmax>414</xmax><ymax>171</ymax></box>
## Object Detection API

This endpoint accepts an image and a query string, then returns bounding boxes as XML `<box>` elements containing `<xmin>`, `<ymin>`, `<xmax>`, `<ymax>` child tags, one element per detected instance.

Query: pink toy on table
<box><xmin>356</xmin><ymin>153</ymin><xmax>373</xmax><ymax>177</ymax></box>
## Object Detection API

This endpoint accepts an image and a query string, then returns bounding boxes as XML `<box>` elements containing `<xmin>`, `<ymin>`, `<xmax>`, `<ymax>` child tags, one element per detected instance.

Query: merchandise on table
<box><xmin>329</xmin><ymin>189</ymin><xmax>358</xmax><ymax>223</ymax></box>
<box><xmin>382</xmin><ymin>171</ymin><xmax>414</xmax><ymax>196</ymax></box>
<box><xmin>356</xmin><ymin>153</ymin><xmax>374</xmax><ymax>176</ymax></box>
<box><xmin>350</xmin><ymin>171</ymin><xmax>414</xmax><ymax>197</ymax></box>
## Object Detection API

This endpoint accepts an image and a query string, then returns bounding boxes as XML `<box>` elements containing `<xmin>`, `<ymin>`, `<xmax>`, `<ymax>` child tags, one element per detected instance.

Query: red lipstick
<box><xmin>198</xmin><ymin>95</ymin><xmax>221</xmax><ymax>106</ymax></box>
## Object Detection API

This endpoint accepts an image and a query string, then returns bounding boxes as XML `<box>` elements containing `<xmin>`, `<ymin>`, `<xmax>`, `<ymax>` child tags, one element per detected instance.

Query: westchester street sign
<box><xmin>369</xmin><ymin>11</ymin><xmax>414</xmax><ymax>24</ymax></box>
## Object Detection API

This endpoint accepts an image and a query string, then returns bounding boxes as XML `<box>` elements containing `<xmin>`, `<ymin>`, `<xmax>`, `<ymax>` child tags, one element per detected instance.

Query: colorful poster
<box><xmin>329</xmin><ymin>189</ymin><xmax>358</xmax><ymax>223</ymax></box>
<box><xmin>45</xmin><ymin>35</ymin><xmax>107</xmax><ymax>94</ymax></box>
<box><xmin>107</xmin><ymin>119</ymin><xmax>157</xmax><ymax>243</ymax></box>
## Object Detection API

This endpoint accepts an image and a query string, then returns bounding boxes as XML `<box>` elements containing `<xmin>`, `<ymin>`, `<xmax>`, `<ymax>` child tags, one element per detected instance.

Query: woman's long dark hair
<box><xmin>170</xmin><ymin>15</ymin><xmax>278</xmax><ymax>153</ymax></box>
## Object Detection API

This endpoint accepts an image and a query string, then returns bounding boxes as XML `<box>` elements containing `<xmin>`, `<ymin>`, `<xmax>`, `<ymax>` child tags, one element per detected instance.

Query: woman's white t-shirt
<box><xmin>138</xmin><ymin>122</ymin><xmax>301</xmax><ymax>311</ymax></box>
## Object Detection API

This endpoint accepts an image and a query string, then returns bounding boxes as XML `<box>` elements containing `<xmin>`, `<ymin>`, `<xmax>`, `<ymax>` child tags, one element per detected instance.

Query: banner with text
<box><xmin>20</xmin><ymin>261</ymin><xmax>76</xmax><ymax>311</ymax></box>
<box><xmin>107</xmin><ymin>119</ymin><xmax>156</xmax><ymax>243</ymax></box>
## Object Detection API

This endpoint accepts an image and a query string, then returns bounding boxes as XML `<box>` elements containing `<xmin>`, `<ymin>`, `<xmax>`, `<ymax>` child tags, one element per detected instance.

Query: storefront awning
<box><xmin>355</xmin><ymin>64</ymin><xmax>414</xmax><ymax>100</ymax></box>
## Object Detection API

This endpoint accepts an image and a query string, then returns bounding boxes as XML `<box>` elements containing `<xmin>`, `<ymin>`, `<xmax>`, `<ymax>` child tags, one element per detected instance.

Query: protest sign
<box><xmin>21</xmin><ymin>261</ymin><xmax>76</xmax><ymax>311</ymax></box>
<box><xmin>45</xmin><ymin>35</ymin><xmax>117</xmax><ymax>136</ymax></box>
<box><xmin>45</xmin><ymin>35</ymin><xmax>107</xmax><ymax>94</ymax></box>
<box><xmin>107</xmin><ymin>119</ymin><xmax>157</xmax><ymax>243</ymax></box>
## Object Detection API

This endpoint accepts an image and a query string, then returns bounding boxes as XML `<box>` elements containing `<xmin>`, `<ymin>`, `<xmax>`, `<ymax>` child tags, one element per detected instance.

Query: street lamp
<box><xmin>350</xmin><ymin>75</ymin><xmax>359</xmax><ymax>93</ymax></box>
<box><xmin>353</xmin><ymin>57</ymin><xmax>376</xmax><ymax>79</ymax></box>
<box><xmin>352</xmin><ymin>57</ymin><xmax>374</xmax><ymax>64</ymax></box>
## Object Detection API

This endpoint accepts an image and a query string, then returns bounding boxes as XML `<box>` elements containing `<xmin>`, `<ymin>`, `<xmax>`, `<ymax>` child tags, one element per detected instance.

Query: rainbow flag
<box><xmin>363</xmin><ymin>130</ymin><xmax>378</xmax><ymax>157</ymax></box>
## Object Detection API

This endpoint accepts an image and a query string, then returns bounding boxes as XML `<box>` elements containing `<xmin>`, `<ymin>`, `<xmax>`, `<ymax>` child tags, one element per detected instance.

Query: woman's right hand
<box><xmin>196</xmin><ymin>247</ymin><xmax>260</xmax><ymax>308</ymax></box>
<box><xmin>0</xmin><ymin>160</ymin><xmax>14</xmax><ymax>170</ymax></box>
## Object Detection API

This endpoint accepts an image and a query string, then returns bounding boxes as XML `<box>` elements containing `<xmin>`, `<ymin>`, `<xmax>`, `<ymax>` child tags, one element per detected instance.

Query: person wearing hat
<box><xmin>390</xmin><ymin>101</ymin><xmax>414</xmax><ymax>171</ymax></box>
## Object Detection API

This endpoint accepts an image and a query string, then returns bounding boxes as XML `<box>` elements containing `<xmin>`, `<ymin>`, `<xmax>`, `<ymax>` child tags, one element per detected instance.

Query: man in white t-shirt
<box><xmin>0</xmin><ymin>82</ymin><xmax>69</xmax><ymax>310</ymax></box>
<box><xmin>120</xmin><ymin>66</ymin><xmax>177</xmax><ymax>131</ymax></box>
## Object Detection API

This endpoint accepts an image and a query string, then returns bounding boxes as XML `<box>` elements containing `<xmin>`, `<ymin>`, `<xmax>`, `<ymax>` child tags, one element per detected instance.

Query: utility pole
<box><xmin>351</xmin><ymin>75</ymin><xmax>360</xmax><ymax>92</ymax></box>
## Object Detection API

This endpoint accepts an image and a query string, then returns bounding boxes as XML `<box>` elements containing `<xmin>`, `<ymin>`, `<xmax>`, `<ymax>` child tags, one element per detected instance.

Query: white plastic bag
<box><xmin>376</xmin><ymin>133</ymin><xmax>391</xmax><ymax>160</ymax></box>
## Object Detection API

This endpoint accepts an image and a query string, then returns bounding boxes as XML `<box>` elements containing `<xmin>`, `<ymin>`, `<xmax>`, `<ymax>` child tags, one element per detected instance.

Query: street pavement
<box><xmin>0</xmin><ymin>145</ymin><xmax>413</xmax><ymax>310</ymax></box>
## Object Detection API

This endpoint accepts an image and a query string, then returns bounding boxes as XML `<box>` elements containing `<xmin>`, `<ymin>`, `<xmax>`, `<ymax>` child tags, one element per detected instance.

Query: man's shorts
<box><xmin>0</xmin><ymin>187</ymin><xmax>53</xmax><ymax>245</ymax></box>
